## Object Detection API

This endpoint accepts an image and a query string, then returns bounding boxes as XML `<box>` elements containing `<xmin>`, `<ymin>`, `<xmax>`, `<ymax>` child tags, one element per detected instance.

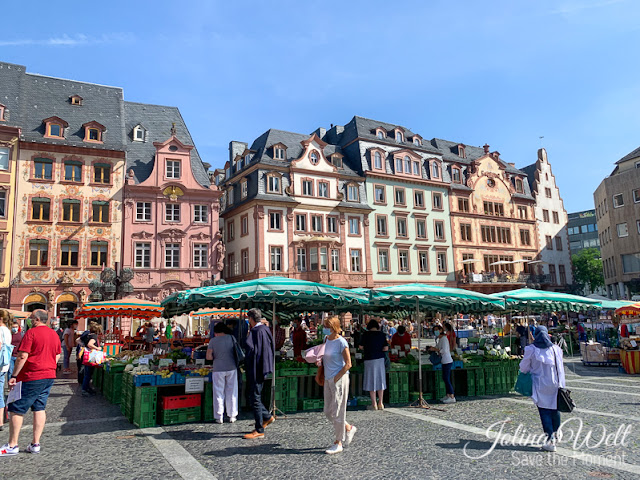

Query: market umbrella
<box><xmin>369</xmin><ymin>284</ymin><xmax>505</xmax><ymax>408</ymax></box>
<box><xmin>490</xmin><ymin>288</ymin><xmax>601</xmax><ymax>313</ymax></box>
<box><xmin>615</xmin><ymin>302</ymin><xmax>640</xmax><ymax>316</ymax></box>
<box><xmin>1</xmin><ymin>309</ymin><xmax>30</xmax><ymax>320</ymax></box>
<box><xmin>75</xmin><ymin>299</ymin><xmax>164</xmax><ymax>334</ymax></box>
<box><xmin>161</xmin><ymin>276</ymin><xmax>369</xmax><ymax>415</ymax></box>
<box><xmin>598</xmin><ymin>299</ymin><xmax>635</xmax><ymax>311</ymax></box>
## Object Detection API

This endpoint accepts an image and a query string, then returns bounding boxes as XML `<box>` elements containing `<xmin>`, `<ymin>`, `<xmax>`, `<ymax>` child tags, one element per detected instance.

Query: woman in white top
<box><xmin>519</xmin><ymin>325</ymin><xmax>566</xmax><ymax>452</ymax></box>
<box><xmin>430</xmin><ymin>324</ymin><xmax>455</xmax><ymax>404</ymax></box>
<box><xmin>0</xmin><ymin>310</ymin><xmax>14</xmax><ymax>431</ymax></box>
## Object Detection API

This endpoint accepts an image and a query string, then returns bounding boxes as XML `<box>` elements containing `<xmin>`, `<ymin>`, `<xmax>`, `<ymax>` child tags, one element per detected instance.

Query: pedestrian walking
<box><xmin>430</xmin><ymin>324</ymin><xmax>455</xmax><ymax>404</ymax></box>
<box><xmin>243</xmin><ymin>308</ymin><xmax>275</xmax><ymax>440</ymax></box>
<box><xmin>0</xmin><ymin>310</ymin><xmax>61</xmax><ymax>456</ymax></box>
<box><xmin>8</xmin><ymin>319</ymin><xmax>23</xmax><ymax>378</ymax></box>
<box><xmin>316</xmin><ymin>315</ymin><xmax>356</xmax><ymax>454</ymax></box>
<box><xmin>519</xmin><ymin>326</ymin><xmax>566</xmax><ymax>452</ymax></box>
<box><xmin>62</xmin><ymin>320</ymin><xmax>78</xmax><ymax>374</ymax></box>
<box><xmin>206</xmin><ymin>322</ymin><xmax>238</xmax><ymax>424</ymax></box>
<box><xmin>81</xmin><ymin>322</ymin><xmax>103</xmax><ymax>397</ymax></box>
<box><xmin>0</xmin><ymin>310</ymin><xmax>13</xmax><ymax>431</ymax></box>
<box><xmin>359</xmin><ymin>319</ymin><xmax>388</xmax><ymax>410</ymax></box>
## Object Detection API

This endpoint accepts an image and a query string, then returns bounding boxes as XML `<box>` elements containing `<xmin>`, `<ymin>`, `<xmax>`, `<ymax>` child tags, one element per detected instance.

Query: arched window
<box><xmin>404</xmin><ymin>156</ymin><xmax>411</xmax><ymax>173</ymax></box>
<box><xmin>396</xmin><ymin>131</ymin><xmax>403</xmax><ymax>142</ymax></box>
<box><xmin>414</xmin><ymin>137</ymin><xmax>421</xmax><ymax>146</ymax></box>
<box><xmin>452</xmin><ymin>167</ymin><xmax>461</xmax><ymax>184</ymax></box>
<box><xmin>377</xmin><ymin>131</ymin><xmax>385</xmax><ymax>140</ymax></box>
<box><xmin>432</xmin><ymin>162</ymin><xmax>440</xmax><ymax>179</ymax></box>
<box><xmin>374</xmin><ymin>151</ymin><xmax>382</xmax><ymax>169</ymax></box>
<box><xmin>515</xmin><ymin>178</ymin><xmax>524</xmax><ymax>193</ymax></box>
<box><xmin>310</xmin><ymin>152</ymin><xmax>319</xmax><ymax>165</ymax></box>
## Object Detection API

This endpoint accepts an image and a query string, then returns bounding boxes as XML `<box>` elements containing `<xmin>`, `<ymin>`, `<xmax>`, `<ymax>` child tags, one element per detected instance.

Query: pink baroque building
<box><xmin>122</xmin><ymin>103</ymin><xmax>222</xmax><ymax>301</ymax></box>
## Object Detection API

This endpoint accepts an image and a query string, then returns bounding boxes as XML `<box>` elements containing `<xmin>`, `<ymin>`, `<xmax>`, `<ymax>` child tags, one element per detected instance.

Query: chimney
<box><xmin>312</xmin><ymin>127</ymin><xmax>327</xmax><ymax>139</ymax></box>
<box><xmin>229</xmin><ymin>141</ymin><xmax>247</xmax><ymax>163</ymax></box>
<box><xmin>508</xmin><ymin>162</ymin><xmax>515</xmax><ymax>167</ymax></box>
<box><xmin>483</xmin><ymin>144</ymin><xmax>490</xmax><ymax>154</ymax></box>
<box><xmin>491</xmin><ymin>151</ymin><xmax>500</xmax><ymax>160</ymax></box>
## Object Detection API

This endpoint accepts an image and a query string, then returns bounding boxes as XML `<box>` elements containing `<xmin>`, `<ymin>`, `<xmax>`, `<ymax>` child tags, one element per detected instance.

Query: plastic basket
<box><xmin>159</xmin><ymin>406</ymin><xmax>202</xmax><ymax>426</ymax></box>
<box><xmin>155</xmin><ymin>375</ymin><xmax>176</xmax><ymax>386</ymax></box>
<box><xmin>160</xmin><ymin>394</ymin><xmax>202</xmax><ymax>410</ymax></box>
<box><xmin>133</xmin><ymin>374</ymin><xmax>157</xmax><ymax>387</ymax></box>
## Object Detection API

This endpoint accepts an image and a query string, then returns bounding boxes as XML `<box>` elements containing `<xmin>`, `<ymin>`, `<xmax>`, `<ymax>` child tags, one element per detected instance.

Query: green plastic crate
<box><xmin>202</xmin><ymin>386</ymin><xmax>214</xmax><ymax>422</ymax></box>
<box><xmin>475</xmin><ymin>369</ymin><xmax>486</xmax><ymax>395</ymax></box>
<box><xmin>160</xmin><ymin>406</ymin><xmax>201</xmax><ymax>426</ymax></box>
<box><xmin>466</xmin><ymin>369</ymin><xmax>476</xmax><ymax>396</ymax></box>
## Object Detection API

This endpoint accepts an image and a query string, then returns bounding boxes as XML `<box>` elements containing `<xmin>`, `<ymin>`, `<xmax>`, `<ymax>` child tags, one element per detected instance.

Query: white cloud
<box><xmin>0</xmin><ymin>33</ymin><xmax>134</xmax><ymax>47</ymax></box>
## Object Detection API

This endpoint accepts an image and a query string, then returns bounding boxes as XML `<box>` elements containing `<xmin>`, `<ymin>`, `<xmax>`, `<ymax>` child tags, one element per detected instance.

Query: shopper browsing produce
<box><xmin>206</xmin><ymin>322</ymin><xmax>238</xmax><ymax>424</ymax></box>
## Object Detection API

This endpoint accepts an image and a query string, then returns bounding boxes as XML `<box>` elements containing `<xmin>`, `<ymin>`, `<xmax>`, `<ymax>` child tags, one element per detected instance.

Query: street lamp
<box><xmin>89</xmin><ymin>267</ymin><xmax>134</xmax><ymax>301</ymax></box>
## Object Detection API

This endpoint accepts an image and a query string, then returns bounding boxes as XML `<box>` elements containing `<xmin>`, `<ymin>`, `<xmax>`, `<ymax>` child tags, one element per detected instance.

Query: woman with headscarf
<box><xmin>519</xmin><ymin>326</ymin><xmax>566</xmax><ymax>452</ymax></box>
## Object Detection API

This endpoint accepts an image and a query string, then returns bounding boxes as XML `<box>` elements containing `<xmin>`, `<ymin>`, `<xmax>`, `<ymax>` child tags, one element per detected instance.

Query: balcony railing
<box><xmin>458</xmin><ymin>273</ymin><xmax>554</xmax><ymax>285</ymax></box>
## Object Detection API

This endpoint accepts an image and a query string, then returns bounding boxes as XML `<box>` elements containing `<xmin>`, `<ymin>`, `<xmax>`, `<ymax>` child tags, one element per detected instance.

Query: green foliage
<box><xmin>572</xmin><ymin>248</ymin><xmax>604</xmax><ymax>291</ymax></box>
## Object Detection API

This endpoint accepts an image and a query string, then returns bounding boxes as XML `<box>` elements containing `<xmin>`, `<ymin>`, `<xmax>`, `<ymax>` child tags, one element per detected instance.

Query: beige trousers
<box><xmin>323</xmin><ymin>374</ymin><xmax>350</xmax><ymax>443</ymax></box>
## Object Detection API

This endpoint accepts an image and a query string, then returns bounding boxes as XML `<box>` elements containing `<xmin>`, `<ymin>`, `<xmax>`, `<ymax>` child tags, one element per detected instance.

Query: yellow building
<box><xmin>0</xmin><ymin>122</ymin><xmax>19</xmax><ymax>307</ymax></box>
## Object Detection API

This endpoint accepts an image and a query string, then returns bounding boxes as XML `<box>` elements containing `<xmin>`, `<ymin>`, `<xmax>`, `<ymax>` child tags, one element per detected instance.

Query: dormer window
<box><xmin>0</xmin><ymin>104</ymin><xmax>5</xmax><ymax>121</ymax></box>
<box><xmin>82</xmin><ymin>121</ymin><xmax>106</xmax><ymax>143</ymax></box>
<box><xmin>331</xmin><ymin>155</ymin><xmax>343</xmax><ymax>168</ymax></box>
<box><xmin>413</xmin><ymin>136</ymin><xmax>422</xmax><ymax>146</ymax></box>
<box><xmin>89</xmin><ymin>129</ymin><xmax>99</xmax><ymax>141</ymax></box>
<box><xmin>515</xmin><ymin>178</ymin><xmax>524</xmax><ymax>194</ymax></box>
<box><xmin>49</xmin><ymin>124</ymin><xmax>63</xmax><ymax>137</ymax></box>
<box><xmin>395</xmin><ymin>131</ymin><xmax>403</xmax><ymax>143</ymax></box>
<box><xmin>70</xmin><ymin>95</ymin><xmax>83</xmax><ymax>106</ymax></box>
<box><xmin>43</xmin><ymin>116</ymin><xmax>68</xmax><ymax>139</ymax></box>
<box><xmin>310</xmin><ymin>151</ymin><xmax>319</xmax><ymax>165</ymax></box>
<box><xmin>274</xmin><ymin>146</ymin><xmax>285</xmax><ymax>160</ymax></box>
<box><xmin>373</xmin><ymin>151</ymin><xmax>383</xmax><ymax>170</ymax></box>
<box><xmin>133</xmin><ymin>125</ymin><xmax>146</xmax><ymax>142</ymax></box>
<box><xmin>244</xmin><ymin>153</ymin><xmax>252</xmax><ymax>164</ymax></box>
<box><xmin>452</xmin><ymin>167</ymin><xmax>461</xmax><ymax>184</ymax></box>
<box><xmin>376</xmin><ymin>129</ymin><xmax>385</xmax><ymax>140</ymax></box>
<box><xmin>347</xmin><ymin>184</ymin><xmax>359</xmax><ymax>202</ymax></box>
<box><xmin>458</xmin><ymin>145</ymin><xmax>466</xmax><ymax>158</ymax></box>
<box><xmin>431</xmin><ymin>161</ymin><xmax>440</xmax><ymax>179</ymax></box>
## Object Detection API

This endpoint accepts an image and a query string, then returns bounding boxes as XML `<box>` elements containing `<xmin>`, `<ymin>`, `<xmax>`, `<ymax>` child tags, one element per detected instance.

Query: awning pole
<box><xmin>411</xmin><ymin>297</ymin><xmax>429</xmax><ymax>409</ymax></box>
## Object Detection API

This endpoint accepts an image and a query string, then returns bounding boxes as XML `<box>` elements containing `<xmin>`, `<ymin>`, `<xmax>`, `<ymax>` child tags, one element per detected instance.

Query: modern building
<box><xmin>522</xmin><ymin>148</ymin><xmax>573</xmax><ymax>289</ymax></box>
<box><xmin>594</xmin><ymin>146</ymin><xmax>640</xmax><ymax>299</ymax></box>
<box><xmin>220</xmin><ymin>129</ymin><xmax>373</xmax><ymax>288</ymax></box>
<box><xmin>431</xmin><ymin>141</ymin><xmax>539</xmax><ymax>293</ymax></box>
<box><xmin>567</xmin><ymin>209</ymin><xmax>600</xmax><ymax>256</ymax></box>
<box><xmin>2</xmin><ymin>61</ymin><xmax>127</xmax><ymax>319</ymax></box>
<box><xmin>121</xmin><ymin>103</ymin><xmax>222</xmax><ymax>302</ymax></box>
<box><xmin>329</xmin><ymin>116</ymin><xmax>455</xmax><ymax>286</ymax></box>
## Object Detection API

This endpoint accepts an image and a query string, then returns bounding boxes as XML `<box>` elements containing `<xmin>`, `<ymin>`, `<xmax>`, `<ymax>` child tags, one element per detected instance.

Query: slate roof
<box><xmin>615</xmin><ymin>145</ymin><xmax>640</xmax><ymax>165</ymax></box>
<box><xmin>124</xmin><ymin>102</ymin><xmax>210</xmax><ymax>187</ymax></box>
<box><xmin>520</xmin><ymin>163</ymin><xmax>538</xmax><ymax>192</ymax></box>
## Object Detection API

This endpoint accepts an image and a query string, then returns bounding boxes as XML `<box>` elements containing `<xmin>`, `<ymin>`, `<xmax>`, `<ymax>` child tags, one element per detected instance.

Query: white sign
<box><xmin>185</xmin><ymin>377</ymin><xmax>205</xmax><ymax>394</ymax></box>
<box><xmin>139</xmin><ymin>358</ymin><xmax>149</xmax><ymax>365</ymax></box>
<box><xmin>195</xmin><ymin>358</ymin><xmax>205</xmax><ymax>366</ymax></box>
<box><xmin>286</xmin><ymin>350</ymin><xmax>294</xmax><ymax>358</ymax></box>
<box><xmin>456</xmin><ymin>348</ymin><xmax>463</xmax><ymax>355</ymax></box>
<box><xmin>355</xmin><ymin>353</ymin><xmax>363</xmax><ymax>360</ymax></box>
<box><xmin>399</xmin><ymin>352</ymin><xmax>406</xmax><ymax>357</ymax></box>
<box><xmin>477</xmin><ymin>349</ymin><xmax>484</xmax><ymax>355</ymax></box>
<box><xmin>631</xmin><ymin>340</ymin><xmax>638</xmax><ymax>348</ymax></box>
<box><xmin>159</xmin><ymin>359</ymin><xmax>173</xmax><ymax>367</ymax></box>
<box><xmin>144</xmin><ymin>354</ymin><xmax>154</xmax><ymax>360</ymax></box>
<box><xmin>177</xmin><ymin>359</ymin><xmax>187</xmax><ymax>367</ymax></box>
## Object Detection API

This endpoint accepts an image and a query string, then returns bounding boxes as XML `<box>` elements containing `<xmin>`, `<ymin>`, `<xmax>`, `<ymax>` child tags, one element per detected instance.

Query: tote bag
<box><xmin>514</xmin><ymin>371</ymin><xmax>532</xmax><ymax>397</ymax></box>
<box><xmin>303</xmin><ymin>341</ymin><xmax>326</xmax><ymax>366</ymax></box>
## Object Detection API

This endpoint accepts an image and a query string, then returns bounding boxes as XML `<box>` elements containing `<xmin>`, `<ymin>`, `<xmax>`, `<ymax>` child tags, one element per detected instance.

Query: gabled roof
<box><xmin>615</xmin><ymin>145</ymin><xmax>640</xmax><ymax>165</ymax></box>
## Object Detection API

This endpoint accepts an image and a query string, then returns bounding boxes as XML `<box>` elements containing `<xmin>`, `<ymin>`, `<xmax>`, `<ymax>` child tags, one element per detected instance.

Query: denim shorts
<box><xmin>8</xmin><ymin>379</ymin><xmax>55</xmax><ymax>415</ymax></box>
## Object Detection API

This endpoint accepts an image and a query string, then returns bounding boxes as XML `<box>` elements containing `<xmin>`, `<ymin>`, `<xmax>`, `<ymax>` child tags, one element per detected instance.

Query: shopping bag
<box><xmin>514</xmin><ymin>371</ymin><xmax>533</xmax><ymax>397</ymax></box>
<box><xmin>83</xmin><ymin>349</ymin><xmax>106</xmax><ymax>367</ymax></box>
<box><xmin>303</xmin><ymin>342</ymin><xmax>326</xmax><ymax>366</ymax></box>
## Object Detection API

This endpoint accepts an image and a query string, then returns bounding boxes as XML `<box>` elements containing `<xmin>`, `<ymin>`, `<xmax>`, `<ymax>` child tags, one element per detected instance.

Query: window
<box><xmin>311</xmin><ymin>215</ymin><xmax>323</xmax><ymax>232</ymax></box>
<box><xmin>350</xmin><ymin>250</ymin><xmax>362</xmax><ymax>272</ymax></box>
<box><xmin>613</xmin><ymin>194</ymin><xmax>624</xmax><ymax>208</ymax></box>
<box><xmin>398</xmin><ymin>250</ymin><xmax>410</xmax><ymax>272</ymax></box>
<box><xmin>0</xmin><ymin>191</ymin><xmax>5</xmax><ymax>218</ymax></box>
<box><xmin>414</xmin><ymin>137</ymin><xmax>421</xmax><ymax>146</ymax></box>
<box><xmin>374</xmin><ymin>185</ymin><xmax>386</xmax><ymax>204</ymax></box>
<box><xmin>241</xmin><ymin>180</ymin><xmax>248</xmax><ymax>199</ymax></box>
<box><xmin>270</xmin><ymin>246</ymin><xmax>282</xmax><ymax>271</ymax></box>
<box><xmin>394</xmin><ymin>187</ymin><xmax>406</xmax><ymax>206</ymax></box>
<box><xmin>404</xmin><ymin>156</ymin><xmax>411</xmax><ymax>173</ymax></box>
<box><xmin>552</xmin><ymin>211</ymin><xmax>560</xmax><ymax>224</ymax></box>
<box><xmin>416</xmin><ymin>219</ymin><xmax>427</xmax><ymax>239</ymax></box>
<box><xmin>62</xmin><ymin>161</ymin><xmax>82</xmax><ymax>182</ymax></box>
<box><xmin>302</xmin><ymin>180</ymin><xmax>313</xmax><ymax>196</ymax></box>
<box><xmin>622</xmin><ymin>253</ymin><xmax>640</xmax><ymax>273</ymax></box>
<box><xmin>549</xmin><ymin>265</ymin><xmax>557</xmax><ymax>285</ymax></box>
<box><xmin>318</xmin><ymin>182</ymin><xmax>329</xmax><ymax>198</ymax></box>
<box><xmin>545</xmin><ymin>188</ymin><xmax>552</xmax><ymax>198</ymax></box>
<box><xmin>397</xmin><ymin>217</ymin><xmax>407</xmax><ymax>237</ymax></box>
<box><xmin>452</xmin><ymin>168</ymin><xmax>461</xmax><ymax>183</ymax></box>
<box><xmin>347</xmin><ymin>184</ymin><xmax>359</xmax><ymax>202</ymax></box>
<box><xmin>637</xmin><ymin>220</ymin><xmax>640</xmax><ymax>235</ymax></box>
<box><xmin>267</xmin><ymin>175</ymin><xmax>281</xmax><ymax>193</ymax></box>
<box><xmin>0</xmin><ymin>147</ymin><xmax>8</xmax><ymax>171</ymax></box>
<box><xmin>484</xmin><ymin>201</ymin><xmax>504</xmax><ymax>217</ymax></box>
<box><xmin>94</xmin><ymin>164</ymin><xmax>111</xmax><ymax>184</ymax></box>
<box><xmin>432</xmin><ymin>162</ymin><xmax>440</xmax><ymax>179</ymax></box>
<box><xmin>414</xmin><ymin>190</ymin><xmax>424</xmax><ymax>208</ymax></box>
<box><xmin>376</xmin><ymin>215</ymin><xmax>388</xmax><ymax>236</ymax></box>
<box><xmin>418</xmin><ymin>252</ymin><xmax>429</xmax><ymax>273</ymax></box>
<box><xmin>34</xmin><ymin>158</ymin><xmax>53</xmax><ymax>180</ymax></box>
<box><xmin>546</xmin><ymin>235</ymin><xmax>553</xmax><ymax>249</ymax></box>
<box><xmin>520</xmin><ymin>229</ymin><xmax>531</xmax><ymax>246</ymax></box>
<box><xmin>377</xmin><ymin>130</ymin><xmax>385</xmax><ymax>140</ymax></box>
<box><xmin>164</xmin><ymin>203</ymin><xmax>180</xmax><ymax>223</ymax></box>
<box><xmin>432</xmin><ymin>193</ymin><xmax>443</xmax><ymax>210</ymax></box>
<box><xmin>296</xmin><ymin>247</ymin><xmax>307</xmax><ymax>272</ymax></box>
<box><xmin>241</xmin><ymin>215</ymin><xmax>248</xmax><ymax>236</ymax></box>
<box><xmin>133</xmin><ymin>125</ymin><xmax>145</xmax><ymax>141</ymax></box>
<box><xmin>295</xmin><ymin>214</ymin><xmax>307</xmax><ymax>232</ymax></box>
<box><xmin>332</xmin><ymin>156</ymin><xmax>342</xmax><ymax>168</ymax></box>
<box><xmin>244</xmin><ymin>153</ymin><xmax>252</xmax><ymax>165</ymax></box>
<box><xmin>374</xmin><ymin>151</ymin><xmax>383</xmax><ymax>169</ymax></box>
<box><xmin>395</xmin><ymin>131</ymin><xmax>403</xmax><ymax>142</ymax></box>
<box><xmin>193</xmin><ymin>244</ymin><xmax>208</xmax><ymax>268</ymax></box>
<box><xmin>437</xmin><ymin>252</ymin><xmax>447</xmax><ymax>273</ymax></box>
<box><xmin>135</xmin><ymin>243</ymin><xmax>151</xmax><ymax>268</ymax></box>
<box><xmin>165</xmin><ymin>243</ymin><xmax>180</xmax><ymax>268</ymax></box>
<box><xmin>29</xmin><ymin>240</ymin><xmax>48</xmax><ymax>266</ymax></box>
<box><xmin>90</xmin><ymin>241</ymin><xmax>108</xmax><ymax>267</ymax></box>
<box><xmin>274</xmin><ymin>147</ymin><xmax>285</xmax><ymax>160</ymax></box>
<box><xmin>31</xmin><ymin>198</ymin><xmax>51</xmax><ymax>221</ymax></box>
<box><xmin>166</xmin><ymin>160</ymin><xmax>181</xmax><ymax>179</ymax></box>
<box><xmin>481</xmin><ymin>226</ymin><xmax>496</xmax><ymax>243</ymax></box>
<box><xmin>412</xmin><ymin>161</ymin><xmax>420</xmax><ymax>175</ymax></box>
<box><xmin>349</xmin><ymin>217</ymin><xmax>360</xmax><ymax>235</ymax></box>
<box><xmin>633</xmin><ymin>189</ymin><xmax>640</xmax><ymax>203</ymax></box>
<box><xmin>227</xmin><ymin>221</ymin><xmax>234</xmax><ymax>241</ymax></box>
<box><xmin>136</xmin><ymin>202</ymin><xmax>151</xmax><ymax>221</ymax></box>
<box><xmin>60</xmin><ymin>241</ymin><xmax>79</xmax><ymax>267</ymax></box>
<box><xmin>617</xmin><ymin>223</ymin><xmax>629</xmax><ymax>238</ymax></box>
<box><xmin>378</xmin><ymin>249</ymin><xmax>390</xmax><ymax>272</ymax></box>
<box><xmin>194</xmin><ymin>205</ymin><xmax>208</xmax><ymax>223</ymax></box>
<box><xmin>518</xmin><ymin>206</ymin><xmax>528</xmax><ymax>219</ymax></box>
<box><xmin>395</xmin><ymin>158</ymin><xmax>403</xmax><ymax>174</ymax></box>
<box><xmin>62</xmin><ymin>199</ymin><xmax>81</xmax><ymax>222</ymax></box>
<box><xmin>88</xmin><ymin>128</ymin><xmax>100</xmax><ymax>141</ymax></box>
<box><xmin>308</xmin><ymin>248</ymin><xmax>318</xmax><ymax>271</ymax></box>
<box><xmin>48</xmin><ymin>123</ymin><xmax>64</xmax><ymax>138</ymax></box>
<box><xmin>227</xmin><ymin>188</ymin><xmax>234</xmax><ymax>206</ymax></box>
<box><xmin>458</xmin><ymin>197</ymin><xmax>469</xmax><ymax>212</ymax></box>
<box><xmin>227</xmin><ymin>253</ymin><xmax>235</xmax><ymax>277</ymax></box>
<box><xmin>434</xmin><ymin>220</ymin><xmax>445</xmax><ymax>240</ymax></box>
<box><xmin>269</xmin><ymin>211</ymin><xmax>282</xmax><ymax>230</ymax></box>
<box><xmin>460</xmin><ymin>223</ymin><xmax>472</xmax><ymax>241</ymax></box>
<box><xmin>320</xmin><ymin>247</ymin><xmax>328</xmax><ymax>270</ymax></box>
<box><xmin>515</xmin><ymin>179</ymin><xmax>524</xmax><ymax>193</ymax></box>
<box><xmin>462</xmin><ymin>253</ymin><xmax>475</xmax><ymax>275</ymax></box>
<box><xmin>327</xmin><ymin>217</ymin><xmax>338</xmax><ymax>234</ymax></box>
<box><xmin>542</xmin><ymin>210</ymin><xmax>550</xmax><ymax>222</ymax></box>
<box><xmin>331</xmin><ymin>249</ymin><xmax>339</xmax><ymax>271</ymax></box>
<box><xmin>309</xmin><ymin>152</ymin><xmax>319</xmax><ymax>165</ymax></box>
<box><xmin>241</xmin><ymin>249</ymin><xmax>249</xmax><ymax>274</ymax></box>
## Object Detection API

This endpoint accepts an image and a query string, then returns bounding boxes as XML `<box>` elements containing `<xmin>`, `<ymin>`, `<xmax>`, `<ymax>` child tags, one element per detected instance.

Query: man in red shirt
<box><xmin>1</xmin><ymin>310</ymin><xmax>61</xmax><ymax>456</ymax></box>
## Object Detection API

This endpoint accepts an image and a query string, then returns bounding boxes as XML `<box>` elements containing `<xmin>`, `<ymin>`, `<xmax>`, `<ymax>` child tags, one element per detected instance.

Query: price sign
<box><xmin>477</xmin><ymin>349</ymin><xmax>484</xmax><ymax>355</ymax></box>
<box><xmin>138</xmin><ymin>357</ymin><xmax>149</xmax><ymax>365</ymax></box>
<box><xmin>355</xmin><ymin>353</ymin><xmax>362</xmax><ymax>360</ymax></box>
<box><xmin>159</xmin><ymin>359</ymin><xmax>173</xmax><ymax>367</ymax></box>
<box><xmin>195</xmin><ymin>358</ymin><xmax>205</xmax><ymax>366</ymax></box>
<box><xmin>177</xmin><ymin>359</ymin><xmax>187</xmax><ymax>366</ymax></box>
<box><xmin>185</xmin><ymin>377</ymin><xmax>205</xmax><ymax>394</ymax></box>
<box><xmin>144</xmin><ymin>354</ymin><xmax>154</xmax><ymax>360</ymax></box>
<box><xmin>399</xmin><ymin>352</ymin><xmax>406</xmax><ymax>357</ymax></box>
<box><xmin>392</xmin><ymin>348</ymin><xmax>399</xmax><ymax>355</ymax></box>
<box><xmin>286</xmin><ymin>350</ymin><xmax>294</xmax><ymax>358</ymax></box>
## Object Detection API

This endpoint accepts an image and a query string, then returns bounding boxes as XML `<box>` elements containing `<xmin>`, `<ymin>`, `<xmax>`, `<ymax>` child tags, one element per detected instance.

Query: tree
<box><xmin>571</xmin><ymin>248</ymin><xmax>604</xmax><ymax>292</ymax></box>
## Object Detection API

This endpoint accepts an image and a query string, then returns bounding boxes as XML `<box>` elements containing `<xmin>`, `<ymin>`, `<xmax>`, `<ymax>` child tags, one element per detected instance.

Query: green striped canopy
<box><xmin>491</xmin><ymin>288</ymin><xmax>601</xmax><ymax>313</ymax></box>
<box><xmin>597</xmin><ymin>299</ymin><xmax>635</xmax><ymax>311</ymax></box>
<box><xmin>370</xmin><ymin>284</ymin><xmax>505</xmax><ymax>314</ymax></box>
<box><xmin>161</xmin><ymin>276</ymin><xmax>369</xmax><ymax>317</ymax></box>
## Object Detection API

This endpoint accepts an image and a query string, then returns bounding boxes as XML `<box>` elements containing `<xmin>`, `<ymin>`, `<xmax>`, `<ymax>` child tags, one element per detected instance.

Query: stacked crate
<box><xmin>202</xmin><ymin>385</ymin><xmax>214</xmax><ymax>422</ymax></box>
<box><xmin>475</xmin><ymin>368</ymin><xmax>486</xmax><ymax>395</ymax></box>
<box><xmin>274</xmin><ymin>376</ymin><xmax>298</xmax><ymax>413</ymax></box>
<box><xmin>103</xmin><ymin>371</ymin><xmax>124</xmax><ymax>405</ymax></box>
<box><xmin>121</xmin><ymin>372</ymin><xmax>135</xmax><ymax>422</ymax></box>
<box><xmin>389</xmin><ymin>371</ymin><xmax>409</xmax><ymax>404</ymax></box>
<box><xmin>158</xmin><ymin>394</ymin><xmax>201</xmax><ymax>426</ymax></box>
<box><xmin>133</xmin><ymin>387</ymin><xmax>158</xmax><ymax>428</ymax></box>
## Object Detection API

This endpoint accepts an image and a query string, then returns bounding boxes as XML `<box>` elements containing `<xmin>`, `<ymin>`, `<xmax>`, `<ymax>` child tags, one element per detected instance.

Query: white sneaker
<box><xmin>542</xmin><ymin>439</ymin><xmax>557</xmax><ymax>452</ymax></box>
<box><xmin>442</xmin><ymin>397</ymin><xmax>456</xmax><ymax>404</ymax></box>
<box><xmin>229</xmin><ymin>417</ymin><xmax>237</xmax><ymax>423</ymax></box>
<box><xmin>0</xmin><ymin>444</ymin><xmax>18</xmax><ymax>456</ymax></box>
<box><xmin>26</xmin><ymin>443</ymin><xmax>41</xmax><ymax>454</ymax></box>
<box><xmin>440</xmin><ymin>396</ymin><xmax>448</xmax><ymax>402</ymax></box>
<box><xmin>345</xmin><ymin>426</ymin><xmax>357</xmax><ymax>445</ymax></box>
<box><xmin>325</xmin><ymin>443</ymin><xmax>343</xmax><ymax>455</ymax></box>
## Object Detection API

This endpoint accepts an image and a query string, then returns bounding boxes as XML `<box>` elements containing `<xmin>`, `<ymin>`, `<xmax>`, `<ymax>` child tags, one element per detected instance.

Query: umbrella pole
<box><xmin>411</xmin><ymin>298</ymin><xmax>430</xmax><ymax>409</ymax></box>
<box><xmin>270</xmin><ymin>298</ymin><xmax>285</xmax><ymax>417</ymax></box>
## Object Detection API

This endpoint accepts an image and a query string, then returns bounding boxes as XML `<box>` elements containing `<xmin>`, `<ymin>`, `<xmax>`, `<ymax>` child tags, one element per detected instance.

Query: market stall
<box><xmin>615</xmin><ymin>302</ymin><xmax>640</xmax><ymax>374</ymax></box>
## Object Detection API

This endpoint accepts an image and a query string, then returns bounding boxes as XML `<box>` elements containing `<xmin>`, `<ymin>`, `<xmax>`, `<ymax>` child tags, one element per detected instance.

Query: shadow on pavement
<box><xmin>436</xmin><ymin>438</ymin><xmax>534</xmax><ymax>453</ymax></box>
<box><xmin>203</xmin><ymin>443</ymin><xmax>324</xmax><ymax>457</ymax></box>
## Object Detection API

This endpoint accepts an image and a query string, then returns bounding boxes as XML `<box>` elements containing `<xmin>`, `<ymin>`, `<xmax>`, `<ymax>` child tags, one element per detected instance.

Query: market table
<box><xmin>620</xmin><ymin>349</ymin><xmax>640</xmax><ymax>374</ymax></box>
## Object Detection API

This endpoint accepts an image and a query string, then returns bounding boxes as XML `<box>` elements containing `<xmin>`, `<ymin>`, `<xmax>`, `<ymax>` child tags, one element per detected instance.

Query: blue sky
<box><xmin>2</xmin><ymin>0</ymin><xmax>638</xmax><ymax>212</ymax></box>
